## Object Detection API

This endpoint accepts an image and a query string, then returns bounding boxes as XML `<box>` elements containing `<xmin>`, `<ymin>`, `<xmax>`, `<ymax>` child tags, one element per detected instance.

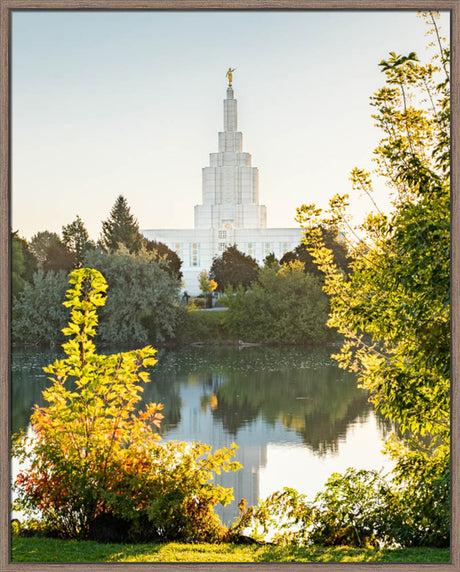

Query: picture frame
<box><xmin>1</xmin><ymin>1</ymin><xmax>458</xmax><ymax>570</ymax></box>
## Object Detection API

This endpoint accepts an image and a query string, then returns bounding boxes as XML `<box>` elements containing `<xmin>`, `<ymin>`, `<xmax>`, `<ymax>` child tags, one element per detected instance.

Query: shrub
<box><xmin>84</xmin><ymin>247</ymin><xmax>182</xmax><ymax>344</ymax></box>
<box><xmin>238</xmin><ymin>461</ymin><xmax>449</xmax><ymax>548</ymax></box>
<box><xmin>221</xmin><ymin>262</ymin><xmax>334</xmax><ymax>344</ymax></box>
<box><xmin>12</xmin><ymin>269</ymin><xmax>70</xmax><ymax>344</ymax></box>
<box><xmin>174</xmin><ymin>307</ymin><xmax>231</xmax><ymax>344</ymax></box>
<box><xmin>12</xmin><ymin>268</ymin><xmax>241</xmax><ymax>542</ymax></box>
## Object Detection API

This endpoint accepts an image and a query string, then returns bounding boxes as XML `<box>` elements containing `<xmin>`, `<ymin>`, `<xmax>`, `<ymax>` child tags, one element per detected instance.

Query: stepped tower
<box><xmin>194</xmin><ymin>85</ymin><xmax>267</xmax><ymax>236</ymax></box>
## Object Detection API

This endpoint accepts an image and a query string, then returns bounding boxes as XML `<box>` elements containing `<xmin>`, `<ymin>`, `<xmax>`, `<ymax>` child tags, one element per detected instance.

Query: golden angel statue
<box><xmin>226</xmin><ymin>67</ymin><xmax>236</xmax><ymax>87</ymax></box>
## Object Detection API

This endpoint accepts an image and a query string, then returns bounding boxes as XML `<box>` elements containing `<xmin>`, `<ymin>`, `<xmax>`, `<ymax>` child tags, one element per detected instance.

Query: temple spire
<box><xmin>224</xmin><ymin>85</ymin><xmax>237</xmax><ymax>132</ymax></box>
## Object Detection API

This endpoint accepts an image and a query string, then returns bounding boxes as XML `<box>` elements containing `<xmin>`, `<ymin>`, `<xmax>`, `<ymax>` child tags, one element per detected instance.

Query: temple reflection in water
<box><xmin>12</xmin><ymin>345</ymin><xmax>394</xmax><ymax>525</ymax></box>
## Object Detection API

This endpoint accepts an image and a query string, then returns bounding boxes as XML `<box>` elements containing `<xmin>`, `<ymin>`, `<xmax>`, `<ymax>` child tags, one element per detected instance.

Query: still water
<box><xmin>11</xmin><ymin>344</ymin><xmax>394</xmax><ymax>525</ymax></box>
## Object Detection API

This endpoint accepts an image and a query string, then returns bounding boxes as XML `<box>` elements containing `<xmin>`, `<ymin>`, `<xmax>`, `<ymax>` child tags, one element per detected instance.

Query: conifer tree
<box><xmin>100</xmin><ymin>195</ymin><xmax>142</xmax><ymax>253</ymax></box>
<box><xmin>62</xmin><ymin>215</ymin><xmax>94</xmax><ymax>267</ymax></box>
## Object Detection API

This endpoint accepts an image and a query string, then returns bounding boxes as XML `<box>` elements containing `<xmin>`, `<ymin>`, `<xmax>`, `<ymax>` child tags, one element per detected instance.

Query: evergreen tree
<box><xmin>100</xmin><ymin>195</ymin><xmax>142</xmax><ymax>253</ymax></box>
<box><xmin>62</xmin><ymin>215</ymin><xmax>94</xmax><ymax>268</ymax></box>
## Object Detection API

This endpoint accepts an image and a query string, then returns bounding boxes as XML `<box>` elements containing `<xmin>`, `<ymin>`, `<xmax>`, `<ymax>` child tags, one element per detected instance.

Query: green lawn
<box><xmin>11</xmin><ymin>537</ymin><xmax>450</xmax><ymax>563</ymax></box>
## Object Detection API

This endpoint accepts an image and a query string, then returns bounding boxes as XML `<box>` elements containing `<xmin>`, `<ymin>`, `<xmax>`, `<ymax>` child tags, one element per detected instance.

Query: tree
<box><xmin>198</xmin><ymin>269</ymin><xmax>217</xmax><ymax>308</ymax></box>
<box><xmin>143</xmin><ymin>238</ymin><xmax>183</xmax><ymax>280</ymax></box>
<box><xmin>100</xmin><ymin>195</ymin><xmax>142</xmax><ymax>253</ymax></box>
<box><xmin>43</xmin><ymin>241</ymin><xmax>76</xmax><ymax>273</ymax></box>
<box><xmin>84</xmin><ymin>247</ymin><xmax>182</xmax><ymax>343</ymax></box>
<box><xmin>12</xmin><ymin>269</ymin><xmax>70</xmax><ymax>344</ymax></box>
<box><xmin>262</xmin><ymin>252</ymin><xmax>280</xmax><ymax>269</ymax></box>
<box><xmin>280</xmin><ymin>227</ymin><xmax>350</xmax><ymax>278</ymax></box>
<box><xmin>221</xmin><ymin>261</ymin><xmax>332</xmax><ymax>344</ymax></box>
<box><xmin>13</xmin><ymin>268</ymin><xmax>241</xmax><ymax>542</ymax></box>
<box><xmin>62</xmin><ymin>215</ymin><xmax>94</xmax><ymax>268</ymax></box>
<box><xmin>295</xmin><ymin>10</ymin><xmax>450</xmax><ymax>541</ymax></box>
<box><xmin>29</xmin><ymin>230</ymin><xmax>61</xmax><ymax>268</ymax></box>
<box><xmin>11</xmin><ymin>233</ymin><xmax>26</xmax><ymax>297</ymax></box>
<box><xmin>11</xmin><ymin>232</ymin><xmax>38</xmax><ymax>292</ymax></box>
<box><xmin>209</xmin><ymin>245</ymin><xmax>259</xmax><ymax>292</ymax></box>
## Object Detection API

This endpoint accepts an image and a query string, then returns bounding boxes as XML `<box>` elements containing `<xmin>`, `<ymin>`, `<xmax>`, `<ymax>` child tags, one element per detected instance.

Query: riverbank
<box><xmin>11</xmin><ymin>537</ymin><xmax>450</xmax><ymax>563</ymax></box>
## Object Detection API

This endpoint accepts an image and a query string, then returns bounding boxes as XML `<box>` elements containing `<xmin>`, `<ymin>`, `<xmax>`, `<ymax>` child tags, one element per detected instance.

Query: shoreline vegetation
<box><xmin>11</xmin><ymin>305</ymin><xmax>344</xmax><ymax>350</ymax></box>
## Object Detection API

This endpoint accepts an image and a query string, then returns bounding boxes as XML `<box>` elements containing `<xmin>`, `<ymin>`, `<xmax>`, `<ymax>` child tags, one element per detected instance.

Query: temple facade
<box><xmin>142</xmin><ymin>82</ymin><xmax>302</xmax><ymax>295</ymax></box>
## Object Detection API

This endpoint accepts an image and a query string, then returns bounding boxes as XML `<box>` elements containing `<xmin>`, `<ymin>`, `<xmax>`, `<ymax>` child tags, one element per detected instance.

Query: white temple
<box><xmin>142</xmin><ymin>76</ymin><xmax>302</xmax><ymax>295</ymax></box>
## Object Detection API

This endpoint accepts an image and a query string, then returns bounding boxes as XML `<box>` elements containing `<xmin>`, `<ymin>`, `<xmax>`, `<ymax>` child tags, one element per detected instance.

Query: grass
<box><xmin>11</xmin><ymin>537</ymin><xmax>450</xmax><ymax>563</ymax></box>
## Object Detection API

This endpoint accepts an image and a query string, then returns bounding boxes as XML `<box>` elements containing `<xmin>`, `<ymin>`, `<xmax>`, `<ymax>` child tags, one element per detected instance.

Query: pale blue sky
<box><xmin>11</xmin><ymin>9</ymin><xmax>450</xmax><ymax>241</ymax></box>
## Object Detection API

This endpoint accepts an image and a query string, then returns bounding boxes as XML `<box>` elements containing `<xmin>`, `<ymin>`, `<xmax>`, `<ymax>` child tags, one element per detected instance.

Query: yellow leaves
<box><xmin>198</xmin><ymin>269</ymin><xmax>217</xmax><ymax>294</ymax></box>
<box><xmin>277</xmin><ymin>260</ymin><xmax>305</xmax><ymax>275</ymax></box>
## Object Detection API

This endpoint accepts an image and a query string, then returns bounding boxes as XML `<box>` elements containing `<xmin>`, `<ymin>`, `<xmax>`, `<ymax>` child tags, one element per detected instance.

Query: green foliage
<box><xmin>232</xmin><ymin>489</ymin><xmax>314</xmax><ymax>546</ymax></box>
<box><xmin>197</xmin><ymin>270</ymin><xmax>217</xmax><ymax>308</ymax></box>
<box><xmin>296</xmin><ymin>14</ymin><xmax>449</xmax><ymax>444</ymax></box>
<box><xmin>209</xmin><ymin>244</ymin><xmax>259</xmax><ymax>292</ymax></box>
<box><xmin>309</xmin><ymin>469</ymin><xmax>395</xmax><ymax>547</ymax></box>
<box><xmin>221</xmin><ymin>261</ymin><xmax>333</xmax><ymax>344</ymax></box>
<box><xmin>280</xmin><ymin>228</ymin><xmax>350</xmax><ymax>279</ymax></box>
<box><xmin>30</xmin><ymin>231</ymin><xmax>62</xmax><ymax>268</ymax></box>
<box><xmin>84</xmin><ymin>247</ymin><xmax>182</xmax><ymax>344</ymax></box>
<box><xmin>198</xmin><ymin>269</ymin><xmax>217</xmax><ymax>294</ymax></box>
<box><xmin>100</xmin><ymin>195</ymin><xmax>142</xmax><ymax>253</ymax></box>
<box><xmin>310</xmin><ymin>453</ymin><xmax>449</xmax><ymax>548</ymax></box>
<box><xmin>289</xmin><ymin>13</ymin><xmax>450</xmax><ymax>549</ymax></box>
<box><xmin>13</xmin><ymin>268</ymin><xmax>241</xmax><ymax>543</ymax></box>
<box><xmin>174</xmin><ymin>307</ymin><xmax>230</xmax><ymax>344</ymax></box>
<box><xmin>142</xmin><ymin>238</ymin><xmax>183</xmax><ymax>280</ymax></box>
<box><xmin>382</xmin><ymin>438</ymin><xmax>450</xmax><ymax>547</ymax></box>
<box><xmin>43</xmin><ymin>242</ymin><xmax>75</xmax><ymax>273</ymax></box>
<box><xmin>29</xmin><ymin>229</ymin><xmax>76</xmax><ymax>273</ymax></box>
<box><xmin>62</xmin><ymin>215</ymin><xmax>94</xmax><ymax>268</ymax></box>
<box><xmin>12</xmin><ymin>269</ymin><xmax>70</xmax><ymax>344</ymax></box>
<box><xmin>237</xmin><ymin>458</ymin><xmax>449</xmax><ymax>549</ymax></box>
<box><xmin>12</xmin><ymin>233</ymin><xmax>27</xmax><ymax>297</ymax></box>
<box><xmin>263</xmin><ymin>252</ymin><xmax>280</xmax><ymax>269</ymax></box>
<box><xmin>13</xmin><ymin>233</ymin><xmax>38</xmax><ymax>285</ymax></box>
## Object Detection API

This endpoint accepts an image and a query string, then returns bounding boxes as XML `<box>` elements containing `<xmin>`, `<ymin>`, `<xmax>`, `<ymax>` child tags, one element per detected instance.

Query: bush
<box><xmin>12</xmin><ymin>268</ymin><xmax>241</xmax><ymax>543</ymax></box>
<box><xmin>238</xmin><ymin>460</ymin><xmax>449</xmax><ymax>548</ymax></box>
<box><xmin>12</xmin><ymin>269</ymin><xmax>70</xmax><ymax>344</ymax></box>
<box><xmin>309</xmin><ymin>469</ymin><xmax>396</xmax><ymax>547</ymax></box>
<box><xmin>174</xmin><ymin>307</ymin><xmax>231</xmax><ymax>344</ymax></box>
<box><xmin>221</xmin><ymin>262</ymin><xmax>335</xmax><ymax>344</ymax></box>
<box><xmin>84</xmin><ymin>247</ymin><xmax>182</xmax><ymax>344</ymax></box>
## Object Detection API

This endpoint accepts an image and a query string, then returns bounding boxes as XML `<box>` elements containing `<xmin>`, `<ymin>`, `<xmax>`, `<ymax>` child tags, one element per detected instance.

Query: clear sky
<box><xmin>11</xmin><ymin>9</ymin><xmax>450</xmax><ymax>242</ymax></box>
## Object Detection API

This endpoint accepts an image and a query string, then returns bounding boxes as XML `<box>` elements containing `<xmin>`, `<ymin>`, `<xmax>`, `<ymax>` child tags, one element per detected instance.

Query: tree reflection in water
<box><xmin>12</xmin><ymin>344</ymin><xmax>393</xmax><ymax>524</ymax></box>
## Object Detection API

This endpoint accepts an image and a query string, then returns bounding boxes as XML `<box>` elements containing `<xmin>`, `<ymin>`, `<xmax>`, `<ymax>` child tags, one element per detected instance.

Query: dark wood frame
<box><xmin>1</xmin><ymin>1</ymin><xmax>458</xmax><ymax>570</ymax></box>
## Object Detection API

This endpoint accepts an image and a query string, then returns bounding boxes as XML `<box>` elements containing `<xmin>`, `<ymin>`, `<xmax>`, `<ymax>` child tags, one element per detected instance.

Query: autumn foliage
<box><xmin>13</xmin><ymin>268</ymin><xmax>241</xmax><ymax>542</ymax></box>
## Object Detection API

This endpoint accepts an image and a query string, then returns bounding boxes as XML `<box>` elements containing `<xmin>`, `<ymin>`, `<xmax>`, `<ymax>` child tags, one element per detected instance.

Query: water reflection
<box><xmin>11</xmin><ymin>345</ymin><xmax>393</xmax><ymax>525</ymax></box>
